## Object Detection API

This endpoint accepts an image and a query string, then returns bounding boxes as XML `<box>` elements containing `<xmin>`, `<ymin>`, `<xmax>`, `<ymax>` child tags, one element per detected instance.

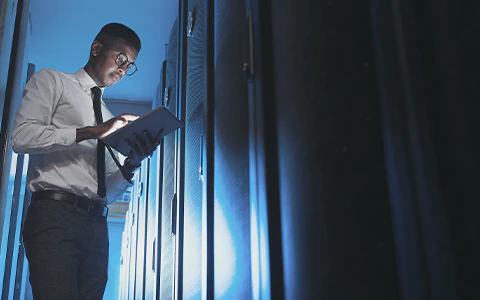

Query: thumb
<box><xmin>120</xmin><ymin>114</ymin><xmax>139</xmax><ymax>122</ymax></box>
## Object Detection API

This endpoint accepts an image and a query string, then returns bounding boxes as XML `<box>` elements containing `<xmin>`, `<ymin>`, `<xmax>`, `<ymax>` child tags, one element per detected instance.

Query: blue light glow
<box><xmin>250</xmin><ymin>199</ymin><xmax>260</xmax><ymax>300</ymax></box>
<box><xmin>214</xmin><ymin>198</ymin><xmax>237</xmax><ymax>297</ymax></box>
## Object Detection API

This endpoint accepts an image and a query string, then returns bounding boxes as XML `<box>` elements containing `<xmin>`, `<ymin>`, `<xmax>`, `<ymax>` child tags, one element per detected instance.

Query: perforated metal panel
<box><xmin>182</xmin><ymin>0</ymin><xmax>205</xmax><ymax>299</ymax></box>
<box><xmin>119</xmin><ymin>205</ymin><xmax>132</xmax><ymax>300</ymax></box>
<box><xmin>128</xmin><ymin>171</ymin><xmax>141</xmax><ymax>300</ymax></box>
<box><xmin>213</xmin><ymin>1</ymin><xmax>252</xmax><ymax>298</ymax></box>
<box><xmin>144</xmin><ymin>61</ymin><xmax>166</xmax><ymax>300</ymax></box>
<box><xmin>159</xmin><ymin>17</ymin><xmax>179</xmax><ymax>300</ymax></box>
<box><xmin>134</xmin><ymin>165</ymin><xmax>148</xmax><ymax>300</ymax></box>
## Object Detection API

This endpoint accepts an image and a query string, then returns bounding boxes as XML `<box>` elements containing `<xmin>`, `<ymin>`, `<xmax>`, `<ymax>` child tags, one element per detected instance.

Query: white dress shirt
<box><xmin>12</xmin><ymin>68</ymin><xmax>130</xmax><ymax>204</ymax></box>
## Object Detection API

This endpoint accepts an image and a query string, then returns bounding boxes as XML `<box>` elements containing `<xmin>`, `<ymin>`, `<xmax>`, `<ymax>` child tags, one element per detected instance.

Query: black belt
<box><xmin>31</xmin><ymin>190</ymin><xmax>108</xmax><ymax>218</ymax></box>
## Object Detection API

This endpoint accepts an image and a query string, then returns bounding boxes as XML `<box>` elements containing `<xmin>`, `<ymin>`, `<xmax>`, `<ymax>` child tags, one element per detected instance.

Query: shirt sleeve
<box><xmin>12</xmin><ymin>69</ymin><xmax>77</xmax><ymax>154</ymax></box>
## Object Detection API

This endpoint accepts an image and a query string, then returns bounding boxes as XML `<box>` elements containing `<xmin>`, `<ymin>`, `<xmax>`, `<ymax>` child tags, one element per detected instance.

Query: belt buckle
<box><xmin>87</xmin><ymin>200</ymin><xmax>96</xmax><ymax>213</ymax></box>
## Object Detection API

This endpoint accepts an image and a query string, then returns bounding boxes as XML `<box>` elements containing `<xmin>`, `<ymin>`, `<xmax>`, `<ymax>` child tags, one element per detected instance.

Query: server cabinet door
<box><xmin>123</xmin><ymin>188</ymin><xmax>135</xmax><ymax>300</ymax></box>
<box><xmin>182</xmin><ymin>0</ymin><xmax>205</xmax><ymax>299</ymax></box>
<box><xmin>145</xmin><ymin>80</ymin><xmax>165</xmax><ymax>300</ymax></box>
<box><xmin>119</xmin><ymin>226</ymin><xmax>128</xmax><ymax>300</ymax></box>
<box><xmin>134</xmin><ymin>164</ymin><xmax>149</xmax><ymax>299</ymax></box>
<box><xmin>255</xmin><ymin>1</ymin><xmax>399</xmax><ymax>299</ymax></box>
<box><xmin>128</xmin><ymin>171</ymin><xmax>142</xmax><ymax>300</ymax></box>
<box><xmin>159</xmin><ymin>18</ymin><xmax>179</xmax><ymax>300</ymax></box>
<box><xmin>213</xmin><ymin>0</ymin><xmax>252</xmax><ymax>298</ymax></box>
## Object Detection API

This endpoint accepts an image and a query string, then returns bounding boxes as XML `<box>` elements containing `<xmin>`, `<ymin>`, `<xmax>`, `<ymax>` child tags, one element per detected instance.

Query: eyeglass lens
<box><xmin>115</xmin><ymin>53</ymin><xmax>137</xmax><ymax>76</ymax></box>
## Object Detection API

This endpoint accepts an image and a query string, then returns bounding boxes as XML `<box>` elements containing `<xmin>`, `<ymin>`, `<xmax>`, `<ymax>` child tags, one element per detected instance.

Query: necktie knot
<box><xmin>91</xmin><ymin>86</ymin><xmax>102</xmax><ymax>98</ymax></box>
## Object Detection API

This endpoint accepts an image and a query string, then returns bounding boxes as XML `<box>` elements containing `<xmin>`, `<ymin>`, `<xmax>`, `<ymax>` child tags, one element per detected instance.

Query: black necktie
<box><xmin>91</xmin><ymin>86</ymin><xmax>106</xmax><ymax>198</ymax></box>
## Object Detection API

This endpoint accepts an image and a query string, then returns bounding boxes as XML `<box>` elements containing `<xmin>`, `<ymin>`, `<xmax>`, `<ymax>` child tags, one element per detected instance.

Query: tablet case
<box><xmin>101</xmin><ymin>106</ymin><xmax>183</xmax><ymax>156</ymax></box>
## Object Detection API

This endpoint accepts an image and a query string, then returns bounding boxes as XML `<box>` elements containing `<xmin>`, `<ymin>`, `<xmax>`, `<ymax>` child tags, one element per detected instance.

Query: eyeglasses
<box><xmin>99</xmin><ymin>41</ymin><xmax>138</xmax><ymax>76</ymax></box>
<box><xmin>114</xmin><ymin>52</ymin><xmax>137</xmax><ymax>76</ymax></box>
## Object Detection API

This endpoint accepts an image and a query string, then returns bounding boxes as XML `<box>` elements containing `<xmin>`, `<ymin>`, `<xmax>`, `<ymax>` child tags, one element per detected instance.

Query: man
<box><xmin>11</xmin><ymin>23</ymin><xmax>157</xmax><ymax>299</ymax></box>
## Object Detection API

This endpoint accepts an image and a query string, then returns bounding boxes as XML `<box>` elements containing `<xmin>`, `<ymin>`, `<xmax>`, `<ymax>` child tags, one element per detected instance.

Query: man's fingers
<box><xmin>125</xmin><ymin>137</ymin><xmax>143</xmax><ymax>157</ymax></box>
<box><xmin>133</xmin><ymin>133</ymin><xmax>149</xmax><ymax>156</ymax></box>
<box><xmin>153</xmin><ymin>129</ymin><xmax>164</xmax><ymax>144</ymax></box>
<box><xmin>120</xmin><ymin>114</ymin><xmax>139</xmax><ymax>122</ymax></box>
<box><xmin>143</xmin><ymin>130</ymin><xmax>153</xmax><ymax>144</ymax></box>
<box><xmin>115</xmin><ymin>117</ymin><xmax>128</xmax><ymax>127</ymax></box>
<box><xmin>143</xmin><ymin>130</ymin><xmax>155</xmax><ymax>151</ymax></box>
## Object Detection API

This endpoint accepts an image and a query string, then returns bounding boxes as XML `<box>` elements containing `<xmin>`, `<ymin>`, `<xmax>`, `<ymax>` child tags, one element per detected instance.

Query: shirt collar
<box><xmin>75</xmin><ymin>68</ymin><xmax>105</xmax><ymax>94</ymax></box>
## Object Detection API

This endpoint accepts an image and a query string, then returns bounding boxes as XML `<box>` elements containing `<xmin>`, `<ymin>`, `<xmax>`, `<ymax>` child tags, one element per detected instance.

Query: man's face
<box><xmin>91</xmin><ymin>38</ymin><xmax>138</xmax><ymax>87</ymax></box>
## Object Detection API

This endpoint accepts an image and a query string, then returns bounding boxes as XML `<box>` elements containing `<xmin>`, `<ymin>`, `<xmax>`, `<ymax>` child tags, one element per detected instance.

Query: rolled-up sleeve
<box><xmin>12</xmin><ymin>69</ymin><xmax>77</xmax><ymax>154</ymax></box>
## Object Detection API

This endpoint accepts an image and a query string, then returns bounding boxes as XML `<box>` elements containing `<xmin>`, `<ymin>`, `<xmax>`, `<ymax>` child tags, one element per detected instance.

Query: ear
<box><xmin>91</xmin><ymin>40</ymin><xmax>102</xmax><ymax>57</ymax></box>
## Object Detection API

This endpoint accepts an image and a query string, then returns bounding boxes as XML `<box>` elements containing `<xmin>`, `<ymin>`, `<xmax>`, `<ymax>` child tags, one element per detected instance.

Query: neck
<box><xmin>83</xmin><ymin>62</ymin><xmax>104</xmax><ymax>87</ymax></box>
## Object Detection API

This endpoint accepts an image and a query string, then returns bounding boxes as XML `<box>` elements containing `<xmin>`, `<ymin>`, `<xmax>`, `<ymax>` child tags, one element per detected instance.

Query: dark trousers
<box><xmin>22</xmin><ymin>198</ymin><xmax>109</xmax><ymax>300</ymax></box>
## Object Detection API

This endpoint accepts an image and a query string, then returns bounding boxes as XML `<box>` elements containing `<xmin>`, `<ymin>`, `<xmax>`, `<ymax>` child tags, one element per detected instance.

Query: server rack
<box><xmin>119</xmin><ymin>1</ymin><xmax>401</xmax><ymax>299</ymax></box>
<box><xmin>211</xmin><ymin>0</ymin><xmax>253</xmax><ymax>298</ymax></box>
<box><xmin>182</xmin><ymin>0</ymin><xmax>205</xmax><ymax>298</ymax></box>
<box><xmin>159</xmin><ymin>18</ymin><xmax>180</xmax><ymax>300</ymax></box>
<box><xmin>144</xmin><ymin>75</ymin><xmax>166</xmax><ymax>299</ymax></box>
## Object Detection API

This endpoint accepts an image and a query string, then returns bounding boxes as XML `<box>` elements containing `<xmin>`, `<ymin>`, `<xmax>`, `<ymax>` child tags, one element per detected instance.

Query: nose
<box><xmin>117</xmin><ymin>67</ymin><xmax>126</xmax><ymax>78</ymax></box>
<box><xmin>118</xmin><ymin>64</ymin><xmax>128</xmax><ymax>75</ymax></box>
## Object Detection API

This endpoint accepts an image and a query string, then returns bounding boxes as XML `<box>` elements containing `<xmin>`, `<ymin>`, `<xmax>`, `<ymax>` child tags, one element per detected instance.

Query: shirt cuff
<box><xmin>56</xmin><ymin>128</ymin><xmax>76</xmax><ymax>146</ymax></box>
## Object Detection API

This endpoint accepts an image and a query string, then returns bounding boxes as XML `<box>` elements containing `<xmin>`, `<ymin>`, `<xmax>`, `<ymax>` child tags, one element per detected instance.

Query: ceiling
<box><xmin>26</xmin><ymin>0</ymin><xmax>179</xmax><ymax>103</ymax></box>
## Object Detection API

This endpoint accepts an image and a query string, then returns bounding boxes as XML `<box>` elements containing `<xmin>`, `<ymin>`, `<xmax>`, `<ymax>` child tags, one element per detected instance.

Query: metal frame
<box><xmin>2</xmin><ymin>153</ymin><xmax>24</xmax><ymax>300</ymax></box>
<box><xmin>246</xmin><ymin>0</ymin><xmax>285</xmax><ymax>299</ymax></box>
<box><xmin>153</xmin><ymin>59</ymin><xmax>167</xmax><ymax>300</ymax></box>
<box><xmin>0</xmin><ymin>0</ymin><xmax>32</xmax><ymax>298</ymax></box>
<box><xmin>174</xmin><ymin>0</ymin><xmax>189</xmax><ymax>299</ymax></box>
<box><xmin>0</xmin><ymin>0</ymin><xmax>29</xmax><ymax>255</ymax></box>
<box><xmin>202</xmin><ymin>0</ymin><xmax>214</xmax><ymax>299</ymax></box>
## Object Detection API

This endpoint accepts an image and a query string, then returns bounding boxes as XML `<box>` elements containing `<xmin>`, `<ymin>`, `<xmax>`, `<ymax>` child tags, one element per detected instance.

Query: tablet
<box><xmin>101</xmin><ymin>106</ymin><xmax>183</xmax><ymax>156</ymax></box>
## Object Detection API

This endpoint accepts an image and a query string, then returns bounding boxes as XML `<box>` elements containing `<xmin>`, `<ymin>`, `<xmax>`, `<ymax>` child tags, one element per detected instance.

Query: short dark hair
<box><xmin>95</xmin><ymin>23</ymin><xmax>141</xmax><ymax>53</ymax></box>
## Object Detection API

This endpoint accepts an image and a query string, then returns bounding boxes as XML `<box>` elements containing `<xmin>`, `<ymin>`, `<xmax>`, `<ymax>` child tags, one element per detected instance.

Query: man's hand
<box><xmin>123</xmin><ymin>129</ymin><xmax>163</xmax><ymax>173</ymax></box>
<box><xmin>76</xmin><ymin>113</ymin><xmax>138</xmax><ymax>142</ymax></box>
<box><xmin>97</xmin><ymin>114</ymin><xmax>139</xmax><ymax>139</ymax></box>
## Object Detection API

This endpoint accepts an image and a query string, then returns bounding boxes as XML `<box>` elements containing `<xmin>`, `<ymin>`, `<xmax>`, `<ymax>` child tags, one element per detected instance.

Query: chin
<box><xmin>103</xmin><ymin>79</ymin><xmax>116</xmax><ymax>87</ymax></box>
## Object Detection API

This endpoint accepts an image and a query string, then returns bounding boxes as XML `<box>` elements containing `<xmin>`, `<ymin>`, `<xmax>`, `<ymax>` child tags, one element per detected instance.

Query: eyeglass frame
<box><xmin>98</xmin><ymin>41</ymin><xmax>138</xmax><ymax>76</ymax></box>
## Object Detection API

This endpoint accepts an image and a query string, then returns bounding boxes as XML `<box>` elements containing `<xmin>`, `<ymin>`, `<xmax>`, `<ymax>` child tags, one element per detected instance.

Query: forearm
<box><xmin>76</xmin><ymin>126</ymin><xmax>96</xmax><ymax>143</ymax></box>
